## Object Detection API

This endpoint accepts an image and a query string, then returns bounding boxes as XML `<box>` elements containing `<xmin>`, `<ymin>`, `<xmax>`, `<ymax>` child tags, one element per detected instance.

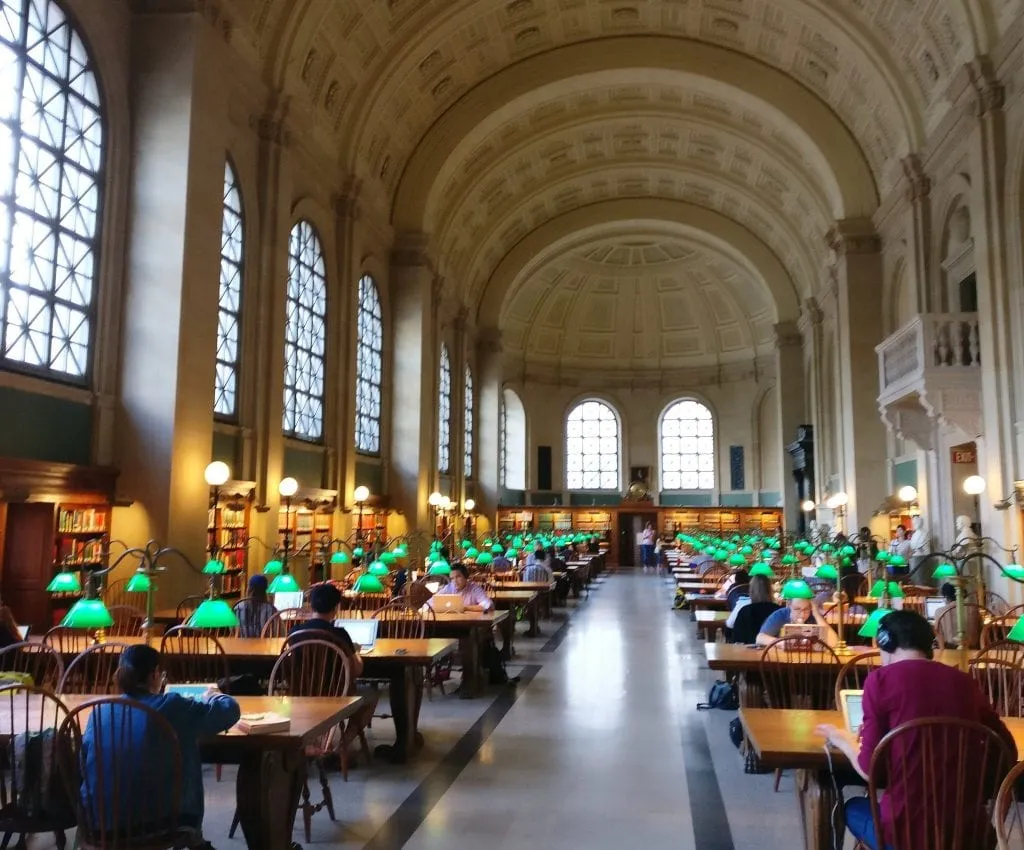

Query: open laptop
<box><xmin>924</xmin><ymin>597</ymin><xmax>946</xmax><ymax>620</ymax></box>
<box><xmin>781</xmin><ymin>623</ymin><xmax>829</xmax><ymax>642</ymax></box>
<box><xmin>432</xmin><ymin>594</ymin><xmax>465</xmax><ymax>614</ymax></box>
<box><xmin>333</xmin><ymin>618</ymin><xmax>378</xmax><ymax>654</ymax></box>
<box><xmin>165</xmin><ymin>683</ymin><xmax>219</xmax><ymax>699</ymax></box>
<box><xmin>16</xmin><ymin>625</ymin><xmax>29</xmax><ymax>641</ymax></box>
<box><xmin>839</xmin><ymin>689</ymin><xmax>865</xmax><ymax>737</ymax></box>
<box><xmin>273</xmin><ymin>591</ymin><xmax>305</xmax><ymax>611</ymax></box>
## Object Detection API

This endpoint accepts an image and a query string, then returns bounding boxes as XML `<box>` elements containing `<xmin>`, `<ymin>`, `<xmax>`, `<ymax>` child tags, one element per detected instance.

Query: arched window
<box><xmin>282</xmin><ymin>220</ymin><xmax>326</xmax><ymax>440</ymax></box>
<box><xmin>437</xmin><ymin>344</ymin><xmax>451</xmax><ymax>473</ymax></box>
<box><xmin>214</xmin><ymin>160</ymin><xmax>243</xmax><ymax>417</ymax></box>
<box><xmin>1</xmin><ymin>0</ymin><xmax>104</xmax><ymax>381</ymax></box>
<box><xmin>566</xmin><ymin>399</ymin><xmax>619</xmax><ymax>490</ymax></box>
<box><xmin>463</xmin><ymin>365</ymin><xmax>474</xmax><ymax>478</ymax></box>
<box><xmin>501</xmin><ymin>388</ymin><xmax>527</xmax><ymax>490</ymax></box>
<box><xmin>354</xmin><ymin>274</ymin><xmax>382</xmax><ymax>454</ymax></box>
<box><xmin>660</xmin><ymin>399</ymin><xmax>715</xmax><ymax>490</ymax></box>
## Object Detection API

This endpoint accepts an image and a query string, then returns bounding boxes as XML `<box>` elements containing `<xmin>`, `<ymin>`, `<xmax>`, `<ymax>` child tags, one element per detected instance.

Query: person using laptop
<box><xmin>233</xmin><ymin>574</ymin><xmax>277</xmax><ymax>638</ymax></box>
<box><xmin>725</xmin><ymin>575</ymin><xmax>781</xmax><ymax>644</ymax></box>
<box><xmin>755</xmin><ymin>596</ymin><xmax>837</xmax><ymax>647</ymax></box>
<box><xmin>288</xmin><ymin>583</ymin><xmax>365</xmax><ymax>675</ymax></box>
<box><xmin>522</xmin><ymin>549</ymin><xmax>554</xmax><ymax>584</ymax></box>
<box><xmin>932</xmin><ymin>582</ymin><xmax>981</xmax><ymax>648</ymax></box>
<box><xmin>81</xmin><ymin>644</ymin><xmax>240</xmax><ymax>850</ymax></box>
<box><xmin>816</xmin><ymin>609</ymin><xmax>1014</xmax><ymax>850</ymax></box>
<box><xmin>430</xmin><ymin>564</ymin><xmax>494</xmax><ymax>613</ymax></box>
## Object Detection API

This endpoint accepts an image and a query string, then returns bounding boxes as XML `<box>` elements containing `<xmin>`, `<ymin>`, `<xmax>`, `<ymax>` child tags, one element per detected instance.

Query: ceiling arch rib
<box><xmin>427</xmin><ymin>93</ymin><xmax>837</xmax><ymax>243</ymax></box>
<box><xmin>449</xmin><ymin>161</ymin><xmax>823</xmax><ymax>307</ymax></box>
<box><xmin>391</xmin><ymin>38</ymin><xmax>877</xmax><ymax>234</ymax></box>
<box><xmin>478</xmin><ymin>199</ymin><xmax>801</xmax><ymax>337</ymax></box>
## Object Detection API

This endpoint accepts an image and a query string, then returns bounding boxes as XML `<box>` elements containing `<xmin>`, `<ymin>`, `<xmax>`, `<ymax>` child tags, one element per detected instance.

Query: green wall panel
<box><xmin>659</xmin><ymin>492</ymin><xmax>714</xmax><ymax>507</ymax></box>
<box><xmin>568</xmin><ymin>492</ymin><xmax>620</xmax><ymax>507</ymax></box>
<box><xmin>283</xmin><ymin>445</ymin><xmax>325</xmax><ymax>487</ymax></box>
<box><xmin>0</xmin><ymin>386</ymin><xmax>91</xmax><ymax>464</ymax></box>
<box><xmin>893</xmin><ymin>459</ymin><xmax>918</xmax><ymax>488</ymax></box>
<box><xmin>354</xmin><ymin>459</ymin><xmax>383</xmax><ymax>495</ymax></box>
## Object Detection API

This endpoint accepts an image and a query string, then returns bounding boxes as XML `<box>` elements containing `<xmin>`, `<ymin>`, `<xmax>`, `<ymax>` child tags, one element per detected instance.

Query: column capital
<box><xmin>248</xmin><ymin>112</ymin><xmax>291</xmax><ymax>148</ymax></box>
<box><xmin>391</xmin><ymin>231</ymin><xmax>435</xmax><ymax>271</ymax></box>
<box><xmin>132</xmin><ymin>0</ymin><xmax>233</xmax><ymax>40</ymax></box>
<box><xmin>798</xmin><ymin>297</ymin><xmax>824</xmax><ymax>332</ymax></box>
<box><xmin>476</xmin><ymin>327</ymin><xmax>504</xmax><ymax>356</ymax></box>
<box><xmin>826</xmin><ymin>219</ymin><xmax>881</xmax><ymax>257</ymax></box>
<box><xmin>773</xmin><ymin>321</ymin><xmax>802</xmax><ymax>349</ymax></box>
<box><xmin>967</xmin><ymin>58</ymin><xmax>1005</xmax><ymax>117</ymax></box>
<box><xmin>331</xmin><ymin>176</ymin><xmax>362</xmax><ymax>221</ymax></box>
<box><xmin>901</xmin><ymin>154</ymin><xmax>931</xmax><ymax>203</ymax></box>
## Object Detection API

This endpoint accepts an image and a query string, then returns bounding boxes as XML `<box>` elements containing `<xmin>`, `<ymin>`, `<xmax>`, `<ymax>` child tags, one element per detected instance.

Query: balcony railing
<box><xmin>876</xmin><ymin>313</ymin><xmax>980</xmax><ymax>400</ymax></box>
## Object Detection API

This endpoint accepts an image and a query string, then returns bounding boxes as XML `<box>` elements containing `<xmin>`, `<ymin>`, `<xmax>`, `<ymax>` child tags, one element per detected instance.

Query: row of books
<box><xmin>57</xmin><ymin>508</ymin><xmax>107</xmax><ymax>534</ymax></box>
<box><xmin>56</xmin><ymin>538</ymin><xmax>105</xmax><ymax>564</ymax></box>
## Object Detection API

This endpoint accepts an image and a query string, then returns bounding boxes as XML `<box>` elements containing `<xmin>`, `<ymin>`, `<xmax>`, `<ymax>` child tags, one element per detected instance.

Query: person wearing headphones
<box><xmin>816</xmin><ymin>610</ymin><xmax>1015</xmax><ymax>850</ymax></box>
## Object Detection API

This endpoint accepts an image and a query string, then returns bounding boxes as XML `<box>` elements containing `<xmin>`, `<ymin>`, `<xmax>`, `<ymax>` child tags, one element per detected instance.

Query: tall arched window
<box><xmin>282</xmin><ymin>220</ymin><xmax>326</xmax><ymax>440</ymax></box>
<box><xmin>502</xmin><ymin>388</ymin><xmax>527</xmax><ymax>490</ymax></box>
<box><xmin>438</xmin><ymin>345</ymin><xmax>451</xmax><ymax>473</ymax></box>
<box><xmin>214</xmin><ymin>160</ymin><xmax>243</xmax><ymax>417</ymax></box>
<box><xmin>354</xmin><ymin>274</ymin><xmax>382</xmax><ymax>454</ymax></box>
<box><xmin>499</xmin><ymin>394</ymin><xmax>507</xmax><ymax>487</ymax></box>
<box><xmin>566</xmin><ymin>399</ymin><xmax>619</xmax><ymax>490</ymax></box>
<box><xmin>1</xmin><ymin>0</ymin><xmax>104</xmax><ymax>380</ymax></box>
<box><xmin>463</xmin><ymin>365</ymin><xmax>474</xmax><ymax>478</ymax></box>
<box><xmin>660</xmin><ymin>399</ymin><xmax>715</xmax><ymax>490</ymax></box>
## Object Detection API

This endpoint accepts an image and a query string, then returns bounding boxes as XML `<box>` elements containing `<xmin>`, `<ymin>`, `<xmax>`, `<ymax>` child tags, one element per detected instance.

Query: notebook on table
<box><xmin>333</xmin><ymin>618</ymin><xmax>379</xmax><ymax>654</ymax></box>
<box><xmin>839</xmin><ymin>689</ymin><xmax>865</xmax><ymax>737</ymax></box>
<box><xmin>236</xmin><ymin>712</ymin><xmax>290</xmax><ymax>734</ymax></box>
<box><xmin>432</xmin><ymin>594</ymin><xmax>465</xmax><ymax>614</ymax></box>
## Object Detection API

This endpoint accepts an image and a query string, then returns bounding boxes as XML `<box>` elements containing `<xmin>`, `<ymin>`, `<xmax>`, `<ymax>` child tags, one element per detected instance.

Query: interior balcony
<box><xmin>875</xmin><ymin>313</ymin><xmax>981</xmax><ymax>448</ymax></box>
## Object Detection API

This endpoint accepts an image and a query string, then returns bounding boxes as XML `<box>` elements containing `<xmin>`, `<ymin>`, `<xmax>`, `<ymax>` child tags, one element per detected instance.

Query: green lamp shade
<box><xmin>491</xmin><ymin>544</ymin><xmax>504</xmax><ymax>555</ymax></box>
<box><xmin>868</xmin><ymin>579</ymin><xmax>887</xmax><ymax>597</ymax></box>
<box><xmin>46</xmin><ymin>571</ymin><xmax>82</xmax><ymax>593</ymax></box>
<box><xmin>781</xmin><ymin>579</ymin><xmax>815</xmax><ymax>600</ymax></box>
<box><xmin>740</xmin><ymin>545</ymin><xmax>754</xmax><ymax>556</ymax></box>
<box><xmin>839</xmin><ymin>545</ymin><xmax>857</xmax><ymax>558</ymax></box>
<box><xmin>353</xmin><ymin>547</ymin><xmax>365</xmax><ymax>558</ymax></box>
<box><xmin>888</xmin><ymin>582</ymin><xmax>905</xmax><ymax>598</ymax></box>
<box><xmin>1004</xmin><ymin>565</ymin><xmax>1024</xmax><ymax>582</ymax></box>
<box><xmin>749</xmin><ymin>562</ymin><xmax>775</xmax><ymax>578</ymax></box>
<box><xmin>1007</xmin><ymin>618</ymin><xmax>1024</xmax><ymax>642</ymax></box>
<box><xmin>263</xmin><ymin>559</ymin><xmax>284</xmax><ymax>576</ymax></box>
<box><xmin>714</xmin><ymin>548</ymin><xmax>728</xmax><ymax>561</ymax></box>
<box><xmin>728</xmin><ymin>553</ymin><xmax>746</xmax><ymax>567</ymax></box>
<box><xmin>483</xmin><ymin>539</ymin><xmax>493</xmax><ymax>548</ymax></box>
<box><xmin>431</xmin><ymin>540</ymin><xmax>443</xmax><ymax>552</ymax></box>
<box><xmin>888</xmin><ymin>554</ymin><xmax>907</xmax><ymax>569</ymax></box>
<box><xmin>476</xmin><ymin>552</ymin><xmax>494</xmax><ymax>566</ymax></box>
<box><xmin>188</xmin><ymin>598</ymin><xmax>240</xmax><ymax>629</ymax></box>
<box><xmin>268</xmin><ymin>572</ymin><xmax>301</xmax><ymax>594</ymax></box>
<box><xmin>367</xmin><ymin>560</ymin><xmax>390</xmax><ymax>577</ymax></box>
<box><xmin>203</xmin><ymin>559</ymin><xmax>225</xmax><ymax>575</ymax></box>
<box><xmin>465</xmin><ymin>547</ymin><xmax>480</xmax><ymax>560</ymax></box>
<box><xmin>858</xmin><ymin>607</ymin><xmax>892</xmax><ymax>639</ymax></box>
<box><xmin>379</xmin><ymin>552</ymin><xmax>397</xmax><ymax>566</ymax></box>
<box><xmin>352</xmin><ymin>573</ymin><xmax>385</xmax><ymax>593</ymax></box>
<box><xmin>781</xmin><ymin>554</ymin><xmax>798</xmax><ymax>566</ymax></box>
<box><xmin>815</xmin><ymin>564</ymin><xmax>839</xmax><ymax>580</ymax></box>
<box><xmin>461</xmin><ymin>540</ymin><xmax>472</xmax><ymax>550</ymax></box>
<box><xmin>869</xmin><ymin>580</ymin><xmax>904</xmax><ymax>598</ymax></box>
<box><xmin>126</xmin><ymin>572</ymin><xmax>152</xmax><ymax>593</ymax></box>
<box><xmin>512</xmin><ymin>536</ymin><xmax>523</xmax><ymax>548</ymax></box>
<box><xmin>427</xmin><ymin>560</ymin><xmax>451</xmax><ymax>576</ymax></box>
<box><xmin>330</xmin><ymin>550</ymin><xmax>349</xmax><ymax>565</ymax></box>
<box><xmin>505</xmin><ymin>549</ymin><xmax>518</xmax><ymax>559</ymax></box>
<box><xmin>61</xmin><ymin>599</ymin><xmax>114</xmax><ymax>629</ymax></box>
<box><xmin>770</xmin><ymin>539</ymin><xmax>782</xmax><ymax>550</ymax></box>
<box><xmin>932</xmin><ymin>563</ymin><xmax>958</xmax><ymax>579</ymax></box>
<box><xmin>875</xmin><ymin>550</ymin><xmax>891</xmax><ymax>563</ymax></box>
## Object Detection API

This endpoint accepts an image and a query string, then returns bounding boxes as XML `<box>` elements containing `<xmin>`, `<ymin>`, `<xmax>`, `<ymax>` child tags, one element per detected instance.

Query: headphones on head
<box><xmin>875</xmin><ymin>621</ymin><xmax>895</xmax><ymax>653</ymax></box>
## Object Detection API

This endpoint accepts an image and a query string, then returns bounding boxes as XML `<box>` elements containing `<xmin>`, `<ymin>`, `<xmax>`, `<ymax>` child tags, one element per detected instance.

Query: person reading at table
<box><xmin>755</xmin><ymin>596</ymin><xmax>837</xmax><ymax>646</ymax></box>
<box><xmin>725</xmin><ymin>576</ymin><xmax>781</xmax><ymax>644</ymax></box>
<box><xmin>82</xmin><ymin>644</ymin><xmax>240</xmax><ymax>849</ymax></box>
<box><xmin>233</xmin><ymin>574</ymin><xmax>277</xmax><ymax>638</ymax></box>
<box><xmin>816</xmin><ymin>610</ymin><xmax>1015</xmax><ymax>850</ymax></box>
<box><xmin>522</xmin><ymin>550</ymin><xmax>554</xmax><ymax>584</ymax></box>
<box><xmin>289</xmin><ymin>583</ymin><xmax>365</xmax><ymax>676</ymax></box>
<box><xmin>430</xmin><ymin>564</ymin><xmax>494</xmax><ymax>612</ymax></box>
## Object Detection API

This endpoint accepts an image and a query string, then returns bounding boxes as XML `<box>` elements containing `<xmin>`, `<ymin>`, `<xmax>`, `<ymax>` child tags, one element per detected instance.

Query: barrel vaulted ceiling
<box><xmin>225</xmin><ymin>0</ymin><xmax>1017</xmax><ymax>373</ymax></box>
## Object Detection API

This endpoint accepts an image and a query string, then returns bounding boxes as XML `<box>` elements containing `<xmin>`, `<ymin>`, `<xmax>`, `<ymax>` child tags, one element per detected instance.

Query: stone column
<box><xmin>828</xmin><ymin>220</ymin><xmax>889</xmax><ymax>533</ymax></box>
<box><xmin>449</xmin><ymin>308</ymin><xmax>469</xmax><ymax>510</ymax></box>
<box><xmin>388</xmin><ymin>237</ymin><xmax>438</xmax><ymax>531</ymax></box>
<box><xmin>774</xmin><ymin>321</ymin><xmax>805</xmax><ymax>529</ymax></box>
<box><xmin>476</xmin><ymin>330</ymin><xmax>503</xmax><ymax>528</ymax></box>
<box><xmin>799</xmin><ymin>298</ymin><xmax>824</xmax><ymax>509</ymax></box>
<box><xmin>115</xmin><ymin>11</ymin><xmax>231</xmax><ymax>593</ymax></box>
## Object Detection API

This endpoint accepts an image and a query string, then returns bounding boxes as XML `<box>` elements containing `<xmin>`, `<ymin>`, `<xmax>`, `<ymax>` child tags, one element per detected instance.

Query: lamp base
<box><xmin>834</xmin><ymin>641</ymin><xmax>855</xmax><ymax>656</ymax></box>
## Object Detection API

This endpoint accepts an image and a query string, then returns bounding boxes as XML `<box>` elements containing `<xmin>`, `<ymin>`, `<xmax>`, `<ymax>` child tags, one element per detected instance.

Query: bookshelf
<box><xmin>279</xmin><ymin>489</ymin><xmax>337</xmax><ymax>585</ymax></box>
<box><xmin>207</xmin><ymin>480</ymin><xmax>255</xmax><ymax>598</ymax></box>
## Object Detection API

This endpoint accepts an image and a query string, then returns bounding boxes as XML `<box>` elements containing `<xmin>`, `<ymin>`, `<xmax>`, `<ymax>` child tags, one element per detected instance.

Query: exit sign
<box><xmin>952</xmin><ymin>447</ymin><xmax>977</xmax><ymax>464</ymax></box>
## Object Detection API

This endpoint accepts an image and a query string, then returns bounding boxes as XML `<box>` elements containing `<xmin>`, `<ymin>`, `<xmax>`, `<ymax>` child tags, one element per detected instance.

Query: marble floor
<box><xmin>22</xmin><ymin>572</ymin><xmax>833</xmax><ymax>849</ymax></box>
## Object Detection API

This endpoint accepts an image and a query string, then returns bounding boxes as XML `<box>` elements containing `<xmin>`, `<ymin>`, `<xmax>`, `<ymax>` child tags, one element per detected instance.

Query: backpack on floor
<box><xmin>696</xmin><ymin>680</ymin><xmax>737</xmax><ymax>711</ymax></box>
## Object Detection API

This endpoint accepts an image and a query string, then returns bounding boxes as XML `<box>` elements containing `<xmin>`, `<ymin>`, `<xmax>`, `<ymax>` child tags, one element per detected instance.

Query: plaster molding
<box><xmin>133</xmin><ymin>0</ymin><xmax>233</xmax><ymax>41</ymax></box>
<box><xmin>967</xmin><ymin>58</ymin><xmax>1006</xmax><ymax>117</ymax></box>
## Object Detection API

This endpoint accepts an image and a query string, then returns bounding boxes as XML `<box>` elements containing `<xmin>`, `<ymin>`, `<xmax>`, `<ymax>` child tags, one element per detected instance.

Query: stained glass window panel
<box><xmin>282</xmin><ymin>220</ymin><xmax>326</xmax><ymax>440</ymax></box>
<box><xmin>565</xmin><ymin>400</ymin><xmax>619</xmax><ymax>490</ymax></box>
<box><xmin>214</xmin><ymin>161</ymin><xmax>243</xmax><ymax>417</ymax></box>
<box><xmin>438</xmin><ymin>345</ymin><xmax>451</xmax><ymax>473</ymax></box>
<box><xmin>355</xmin><ymin>274</ymin><xmax>383</xmax><ymax>454</ymax></box>
<box><xmin>463</xmin><ymin>365</ymin><xmax>474</xmax><ymax>478</ymax></box>
<box><xmin>1</xmin><ymin>0</ymin><xmax>104</xmax><ymax>381</ymax></box>
<box><xmin>661</xmin><ymin>400</ymin><xmax>715</xmax><ymax>491</ymax></box>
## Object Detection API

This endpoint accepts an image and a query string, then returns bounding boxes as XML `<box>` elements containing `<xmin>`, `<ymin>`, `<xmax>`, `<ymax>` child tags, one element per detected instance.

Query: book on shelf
<box><xmin>235</xmin><ymin>712</ymin><xmax>290</xmax><ymax>734</ymax></box>
<box><xmin>57</xmin><ymin>507</ymin><xmax>107</xmax><ymax>534</ymax></box>
<box><xmin>58</xmin><ymin>538</ymin><xmax>106</xmax><ymax>565</ymax></box>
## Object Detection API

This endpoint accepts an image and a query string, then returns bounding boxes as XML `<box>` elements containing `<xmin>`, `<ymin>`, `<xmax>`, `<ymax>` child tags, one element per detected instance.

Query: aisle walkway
<box><xmin>395</xmin><ymin>571</ymin><xmax>753</xmax><ymax>850</ymax></box>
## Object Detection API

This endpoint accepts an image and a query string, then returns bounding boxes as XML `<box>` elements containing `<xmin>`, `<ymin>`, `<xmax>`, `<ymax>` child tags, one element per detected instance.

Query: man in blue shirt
<box><xmin>756</xmin><ymin>597</ymin><xmax>837</xmax><ymax>647</ymax></box>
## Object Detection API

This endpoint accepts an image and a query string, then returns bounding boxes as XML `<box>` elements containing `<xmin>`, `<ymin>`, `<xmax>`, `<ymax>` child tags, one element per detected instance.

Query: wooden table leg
<box><xmin>525</xmin><ymin>600</ymin><xmax>539</xmax><ymax>637</ymax></box>
<box><xmin>500</xmin><ymin>611</ymin><xmax>515</xmax><ymax>659</ymax></box>
<box><xmin>235</xmin><ymin>746</ymin><xmax>306</xmax><ymax>850</ymax></box>
<box><xmin>795</xmin><ymin>768</ymin><xmax>842</xmax><ymax>850</ymax></box>
<box><xmin>459</xmin><ymin>632</ymin><xmax>482</xmax><ymax>698</ymax></box>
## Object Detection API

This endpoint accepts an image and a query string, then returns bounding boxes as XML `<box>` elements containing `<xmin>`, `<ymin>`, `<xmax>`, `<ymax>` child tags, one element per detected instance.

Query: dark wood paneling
<box><xmin>2</xmin><ymin>502</ymin><xmax>56</xmax><ymax>629</ymax></box>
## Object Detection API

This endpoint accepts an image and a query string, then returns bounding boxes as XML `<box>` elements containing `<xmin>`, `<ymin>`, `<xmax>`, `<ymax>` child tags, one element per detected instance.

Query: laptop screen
<box><xmin>842</xmin><ymin>691</ymin><xmax>865</xmax><ymax>736</ymax></box>
<box><xmin>16</xmin><ymin>625</ymin><xmax>28</xmax><ymax>641</ymax></box>
<box><xmin>273</xmin><ymin>591</ymin><xmax>305</xmax><ymax>611</ymax></box>
<box><xmin>925</xmin><ymin>597</ymin><xmax>946</xmax><ymax>620</ymax></box>
<box><xmin>164</xmin><ymin>683</ymin><xmax>217</xmax><ymax>699</ymax></box>
<box><xmin>334</xmin><ymin>618</ymin><xmax>378</xmax><ymax>648</ymax></box>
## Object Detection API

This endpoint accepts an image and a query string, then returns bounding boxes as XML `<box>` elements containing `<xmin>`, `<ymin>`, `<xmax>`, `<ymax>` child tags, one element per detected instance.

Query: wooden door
<box><xmin>2</xmin><ymin>502</ymin><xmax>56</xmax><ymax>629</ymax></box>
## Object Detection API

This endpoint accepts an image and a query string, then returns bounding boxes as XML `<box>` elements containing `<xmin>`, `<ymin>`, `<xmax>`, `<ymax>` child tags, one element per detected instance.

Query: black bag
<box><xmin>696</xmin><ymin>680</ymin><xmax>738</xmax><ymax>711</ymax></box>
<box><xmin>483</xmin><ymin>643</ymin><xmax>509</xmax><ymax>685</ymax></box>
<box><xmin>728</xmin><ymin>717</ymin><xmax>744</xmax><ymax>748</ymax></box>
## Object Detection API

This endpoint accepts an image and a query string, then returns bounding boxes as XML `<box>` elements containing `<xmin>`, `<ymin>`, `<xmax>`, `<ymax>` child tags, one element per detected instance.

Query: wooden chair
<box><xmin>865</xmin><ymin>717</ymin><xmax>1014</xmax><ymax>850</ymax></box>
<box><xmin>406</xmin><ymin>578</ymin><xmax>435</xmax><ymax>609</ymax></box>
<box><xmin>760</xmin><ymin>636</ymin><xmax>840</xmax><ymax>792</ymax></box>
<box><xmin>726</xmin><ymin>583</ymin><xmax>750</xmax><ymax>611</ymax></box>
<box><xmin>833</xmin><ymin>650</ymin><xmax>881</xmax><ymax>709</ymax></box>
<box><xmin>983</xmin><ymin>616</ymin><xmax>1019</xmax><ymax>648</ymax></box>
<box><xmin>106</xmin><ymin>605</ymin><xmax>144</xmax><ymax>638</ymax></box>
<box><xmin>969</xmin><ymin>641</ymin><xmax>1024</xmax><ymax>717</ymax></box>
<box><xmin>233</xmin><ymin>597</ymin><xmax>277</xmax><ymax>638</ymax></box>
<box><xmin>174</xmin><ymin>595</ymin><xmax>205</xmax><ymax>623</ymax></box>
<box><xmin>42</xmin><ymin>626</ymin><xmax>92</xmax><ymax>657</ymax></box>
<box><xmin>158</xmin><ymin>626</ymin><xmax>229</xmax><ymax>684</ymax></box>
<box><xmin>0</xmin><ymin>641</ymin><xmax>64</xmax><ymax>691</ymax></box>
<box><xmin>58</xmin><ymin>643</ymin><xmax>129</xmax><ymax>695</ymax></box>
<box><xmin>372</xmin><ymin>599</ymin><xmax>426</xmax><ymax>639</ymax></box>
<box><xmin>986</xmin><ymin>591</ymin><xmax>1013</xmax><ymax>616</ymax></box>
<box><xmin>57</xmin><ymin>697</ymin><xmax>184</xmax><ymax>850</ymax></box>
<box><xmin>935</xmin><ymin>602</ymin><xmax>987</xmax><ymax>649</ymax></box>
<box><xmin>259</xmin><ymin>607</ymin><xmax>313</xmax><ymax>638</ymax></box>
<box><xmin>0</xmin><ymin>684</ymin><xmax>75</xmax><ymax>849</ymax></box>
<box><xmin>103</xmin><ymin>578</ymin><xmax>134</xmax><ymax>610</ymax></box>
<box><xmin>994</xmin><ymin>758</ymin><xmax>1024</xmax><ymax>849</ymax></box>
<box><xmin>346</xmin><ymin>592</ymin><xmax>389</xmax><ymax>614</ymax></box>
